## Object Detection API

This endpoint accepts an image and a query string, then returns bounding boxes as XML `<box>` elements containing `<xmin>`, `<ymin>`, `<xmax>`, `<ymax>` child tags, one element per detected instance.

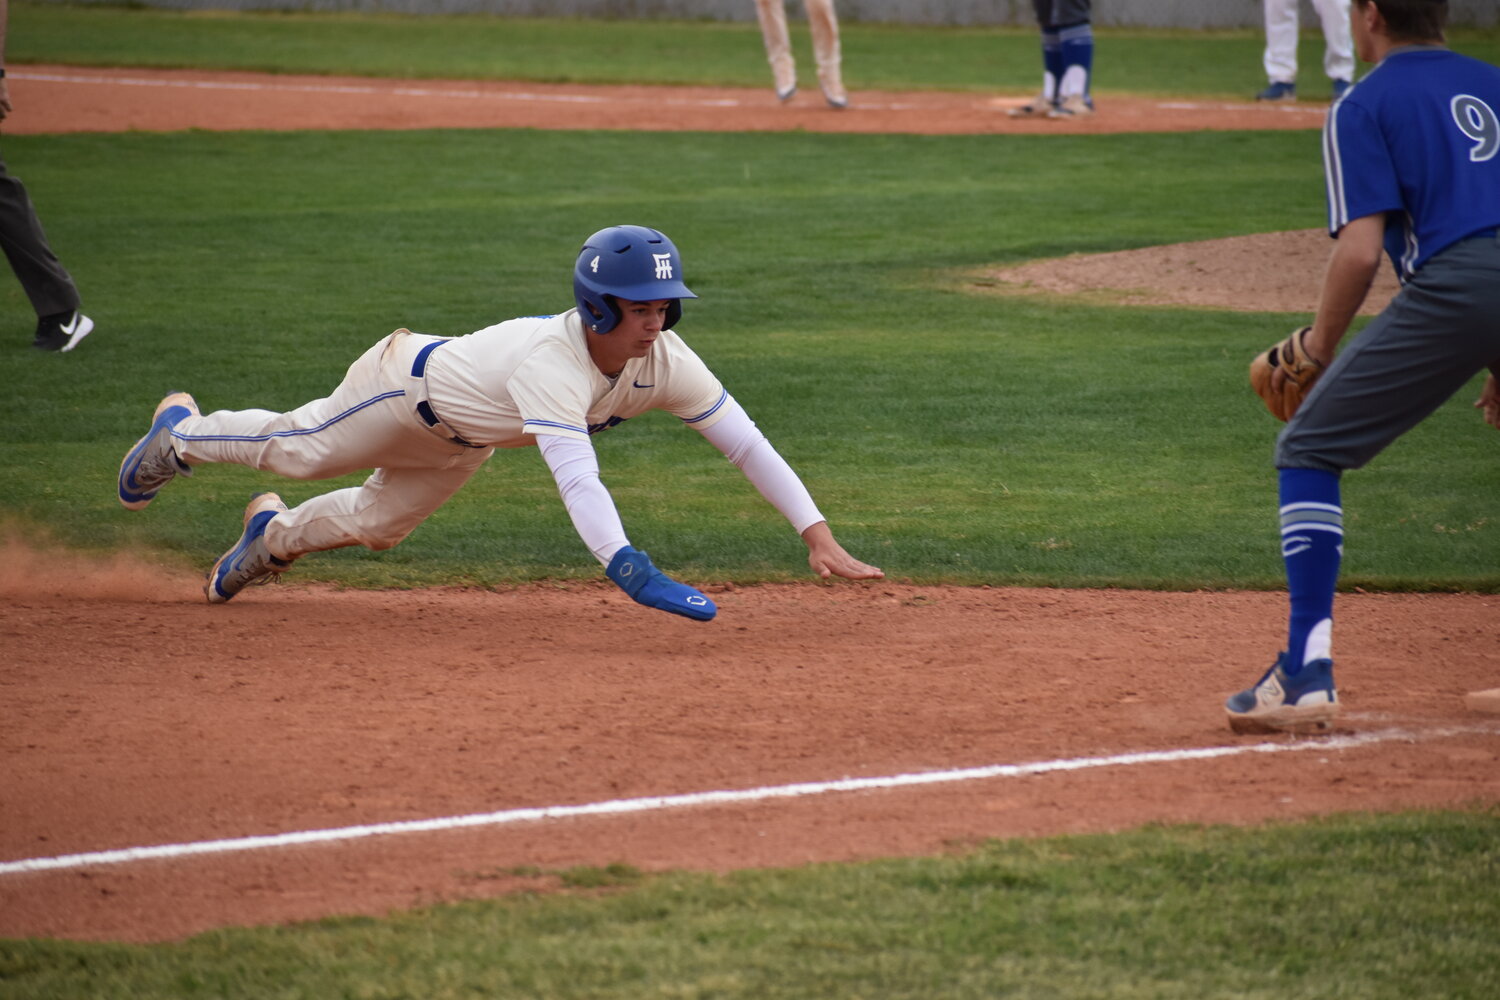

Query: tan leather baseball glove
<box><xmin>1250</xmin><ymin>326</ymin><xmax>1326</xmax><ymax>421</ymax></box>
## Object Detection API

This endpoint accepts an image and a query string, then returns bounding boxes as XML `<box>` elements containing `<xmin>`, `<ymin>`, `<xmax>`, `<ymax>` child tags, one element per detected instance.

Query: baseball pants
<box><xmin>170</xmin><ymin>329</ymin><xmax>494</xmax><ymax>560</ymax></box>
<box><xmin>755</xmin><ymin>0</ymin><xmax>842</xmax><ymax>95</ymax></box>
<box><xmin>1262</xmin><ymin>0</ymin><xmax>1354</xmax><ymax>85</ymax></box>
<box><xmin>1276</xmin><ymin>232</ymin><xmax>1500</xmax><ymax>473</ymax></box>
<box><xmin>0</xmin><ymin>150</ymin><xmax>81</xmax><ymax>318</ymax></box>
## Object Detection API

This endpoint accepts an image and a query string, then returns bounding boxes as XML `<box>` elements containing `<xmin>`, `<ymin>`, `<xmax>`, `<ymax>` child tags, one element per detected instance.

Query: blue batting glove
<box><xmin>605</xmin><ymin>546</ymin><xmax>717</xmax><ymax>622</ymax></box>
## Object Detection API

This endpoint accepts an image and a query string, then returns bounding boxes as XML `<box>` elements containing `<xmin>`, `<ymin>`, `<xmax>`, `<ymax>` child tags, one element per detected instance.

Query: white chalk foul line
<box><xmin>20</xmin><ymin>71</ymin><xmax>1225</xmax><ymax>117</ymax></box>
<box><xmin>4</xmin><ymin>723</ymin><xmax>1495</xmax><ymax>877</ymax></box>
<box><xmin>18</xmin><ymin>71</ymin><xmax>618</xmax><ymax>106</ymax></box>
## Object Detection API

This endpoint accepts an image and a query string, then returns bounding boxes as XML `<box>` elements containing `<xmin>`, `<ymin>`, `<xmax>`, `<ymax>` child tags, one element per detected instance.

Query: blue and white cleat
<box><xmin>1226</xmin><ymin>653</ymin><xmax>1338</xmax><ymax>734</ymax></box>
<box><xmin>118</xmin><ymin>391</ymin><xmax>199</xmax><ymax>510</ymax></box>
<box><xmin>1256</xmin><ymin>81</ymin><xmax>1298</xmax><ymax>102</ymax></box>
<box><xmin>205</xmin><ymin>493</ymin><xmax>295</xmax><ymax>604</ymax></box>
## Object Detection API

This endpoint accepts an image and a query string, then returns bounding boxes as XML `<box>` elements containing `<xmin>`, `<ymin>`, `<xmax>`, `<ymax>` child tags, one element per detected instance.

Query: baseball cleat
<box><xmin>33</xmin><ymin>310</ymin><xmax>95</xmax><ymax>352</ymax></box>
<box><xmin>205</xmin><ymin>492</ymin><xmax>295</xmax><ymax>604</ymax></box>
<box><xmin>773</xmin><ymin>61</ymin><xmax>797</xmax><ymax>103</ymax></box>
<box><xmin>1007</xmin><ymin>95</ymin><xmax>1054</xmax><ymax>118</ymax></box>
<box><xmin>118</xmin><ymin>391</ymin><xmax>200</xmax><ymax>510</ymax></box>
<box><xmin>1256</xmin><ymin>81</ymin><xmax>1297</xmax><ymax>102</ymax></box>
<box><xmin>1225</xmin><ymin>653</ymin><xmax>1339</xmax><ymax>735</ymax></box>
<box><xmin>1047</xmin><ymin>95</ymin><xmax>1095</xmax><ymax>119</ymax></box>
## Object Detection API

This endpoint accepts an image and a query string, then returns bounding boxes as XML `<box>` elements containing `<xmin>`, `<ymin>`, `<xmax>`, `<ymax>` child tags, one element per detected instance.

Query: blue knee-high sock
<box><xmin>1279</xmin><ymin>467</ymin><xmax>1342</xmax><ymax>674</ymax></box>
<box><xmin>1057</xmin><ymin>21</ymin><xmax>1094</xmax><ymax>101</ymax></box>
<box><xmin>1040</xmin><ymin>28</ymin><xmax>1063</xmax><ymax>99</ymax></box>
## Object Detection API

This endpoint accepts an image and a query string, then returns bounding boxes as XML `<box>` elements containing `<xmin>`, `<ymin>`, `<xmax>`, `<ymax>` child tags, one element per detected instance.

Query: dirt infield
<box><xmin>11</xmin><ymin>64</ymin><xmax>1334</xmax><ymax>136</ymax></box>
<box><xmin>3</xmin><ymin>68</ymin><xmax>1497</xmax><ymax>943</ymax></box>
<box><xmin>3</xmin><ymin>549</ymin><xmax>1498</xmax><ymax>942</ymax></box>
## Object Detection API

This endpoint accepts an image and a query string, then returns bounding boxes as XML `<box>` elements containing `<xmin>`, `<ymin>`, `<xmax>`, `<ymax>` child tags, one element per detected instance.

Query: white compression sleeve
<box><xmin>536</xmin><ymin>433</ymin><xmax>629</xmax><ymax>566</ymax></box>
<box><xmin>695</xmin><ymin>397</ymin><xmax>825</xmax><ymax>534</ymax></box>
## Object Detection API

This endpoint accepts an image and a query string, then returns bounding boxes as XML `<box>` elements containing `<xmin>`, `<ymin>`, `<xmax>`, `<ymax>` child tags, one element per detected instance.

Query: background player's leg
<box><xmin>755</xmin><ymin>0</ymin><xmax>797</xmax><ymax>101</ymax></box>
<box><xmin>1310</xmin><ymin>0</ymin><xmax>1355</xmax><ymax>88</ymax></box>
<box><xmin>1260</xmin><ymin>0</ymin><xmax>1300</xmax><ymax>99</ymax></box>
<box><xmin>0</xmin><ymin>152</ymin><xmax>82</xmax><ymax>322</ymax></box>
<box><xmin>804</xmin><ymin>0</ymin><xmax>847</xmax><ymax>108</ymax></box>
<box><xmin>1053</xmin><ymin>20</ymin><xmax>1095</xmax><ymax>114</ymax></box>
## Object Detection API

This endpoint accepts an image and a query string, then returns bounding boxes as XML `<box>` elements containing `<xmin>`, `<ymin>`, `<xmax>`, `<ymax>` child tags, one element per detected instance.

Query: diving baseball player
<box><xmin>1229</xmin><ymin>0</ymin><xmax>1500</xmax><ymax>733</ymax></box>
<box><xmin>117</xmin><ymin>225</ymin><xmax>883</xmax><ymax>618</ymax></box>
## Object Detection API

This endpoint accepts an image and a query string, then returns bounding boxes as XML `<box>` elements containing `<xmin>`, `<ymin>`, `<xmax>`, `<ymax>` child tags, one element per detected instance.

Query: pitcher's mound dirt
<box><xmin>983</xmin><ymin>229</ymin><xmax>1403</xmax><ymax>315</ymax></box>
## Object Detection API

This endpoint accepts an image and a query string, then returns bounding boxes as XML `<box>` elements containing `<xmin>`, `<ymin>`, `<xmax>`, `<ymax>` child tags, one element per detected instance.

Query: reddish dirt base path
<box><xmin>3</xmin><ymin>69</ymin><xmax>1497</xmax><ymax>944</ymax></box>
<box><xmin>11</xmin><ymin>64</ymin><xmax>1333</xmax><ymax>136</ymax></box>
<box><xmin>1</xmin><ymin>548</ymin><xmax>1497</xmax><ymax>942</ymax></box>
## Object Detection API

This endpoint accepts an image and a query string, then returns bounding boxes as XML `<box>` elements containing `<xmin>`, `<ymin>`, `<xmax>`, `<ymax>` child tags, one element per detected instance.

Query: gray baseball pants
<box><xmin>1276</xmin><ymin>232</ymin><xmax>1500</xmax><ymax>472</ymax></box>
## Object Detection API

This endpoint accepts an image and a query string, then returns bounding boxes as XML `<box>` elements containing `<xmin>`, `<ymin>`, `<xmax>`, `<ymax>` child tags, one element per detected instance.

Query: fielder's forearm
<box><xmin>1310</xmin><ymin>213</ymin><xmax>1386</xmax><ymax>359</ymax></box>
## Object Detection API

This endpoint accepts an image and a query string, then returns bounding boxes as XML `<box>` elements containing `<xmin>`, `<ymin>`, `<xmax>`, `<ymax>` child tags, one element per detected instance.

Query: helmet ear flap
<box><xmin>580</xmin><ymin>293</ymin><xmax>624</xmax><ymax>334</ymax></box>
<box><xmin>581</xmin><ymin>296</ymin><xmax>681</xmax><ymax>334</ymax></box>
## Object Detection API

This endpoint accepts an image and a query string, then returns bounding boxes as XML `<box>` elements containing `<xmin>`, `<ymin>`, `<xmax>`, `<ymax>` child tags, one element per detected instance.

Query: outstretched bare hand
<box><xmin>801</xmin><ymin>521</ymin><xmax>884</xmax><ymax>580</ymax></box>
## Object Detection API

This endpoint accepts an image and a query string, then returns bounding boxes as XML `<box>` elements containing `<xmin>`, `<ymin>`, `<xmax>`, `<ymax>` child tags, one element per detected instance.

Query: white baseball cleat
<box><xmin>205</xmin><ymin>493</ymin><xmax>295</xmax><ymax>604</ymax></box>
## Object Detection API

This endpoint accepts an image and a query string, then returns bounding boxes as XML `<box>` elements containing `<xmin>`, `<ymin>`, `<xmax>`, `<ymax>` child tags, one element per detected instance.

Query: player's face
<box><xmin>611</xmin><ymin>298</ymin><xmax>671</xmax><ymax>358</ymax></box>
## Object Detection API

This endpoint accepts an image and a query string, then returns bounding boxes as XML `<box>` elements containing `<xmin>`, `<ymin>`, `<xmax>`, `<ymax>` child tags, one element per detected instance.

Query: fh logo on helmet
<box><xmin>585</xmin><ymin>252</ymin><xmax>673</xmax><ymax>280</ymax></box>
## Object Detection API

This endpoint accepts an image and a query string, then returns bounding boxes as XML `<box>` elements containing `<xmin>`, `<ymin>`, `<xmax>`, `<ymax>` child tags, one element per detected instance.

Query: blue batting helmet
<box><xmin>573</xmin><ymin>225</ymin><xmax>697</xmax><ymax>334</ymax></box>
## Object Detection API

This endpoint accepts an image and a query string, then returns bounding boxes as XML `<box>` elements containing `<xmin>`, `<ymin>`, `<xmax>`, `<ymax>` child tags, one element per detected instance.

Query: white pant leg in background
<box><xmin>1261</xmin><ymin>0</ymin><xmax>1301</xmax><ymax>84</ymax></box>
<box><xmin>1310</xmin><ymin>0</ymin><xmax>1354</xmax><ymax>83</ymax></box>
<box><xmin>805</xmin><ymin>0</ymin><xmax>844</xmax><ymax>103</ymax></box>
<box><xmin>755</xmin><ymin>0</ymin><xmax>796</xmax><ymax>96</ymax></box>
<box><xmin>171</xmin><ymin>330</ymin><xmax>493</xmax><ymax>558</ymax></box>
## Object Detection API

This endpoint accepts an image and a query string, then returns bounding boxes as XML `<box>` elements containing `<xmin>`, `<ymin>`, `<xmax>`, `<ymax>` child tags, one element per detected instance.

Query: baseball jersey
<box><xmin>1323</xmin><ymin>46</ymin><xmax>1500</xmax><ymax>281</ymax></box>
<box><xmin>421</xmin><ymin>309</ymin><xmax>729</xmax><ymax>448</ymax></box>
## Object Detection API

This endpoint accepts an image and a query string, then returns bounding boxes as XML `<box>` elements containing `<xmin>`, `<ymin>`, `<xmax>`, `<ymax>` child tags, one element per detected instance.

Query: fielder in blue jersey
<box><xmin>1227</xmin><ymin>0</ymin><xmax>1500</xmax><ymax>734</ymax></box>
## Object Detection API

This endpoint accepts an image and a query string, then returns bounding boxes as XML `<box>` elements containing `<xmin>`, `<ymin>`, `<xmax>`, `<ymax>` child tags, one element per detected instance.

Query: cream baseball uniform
<box><xmin>168</xmin><ymin>309</ymin><xmax>824</xmax><ymax>565</ymax></box>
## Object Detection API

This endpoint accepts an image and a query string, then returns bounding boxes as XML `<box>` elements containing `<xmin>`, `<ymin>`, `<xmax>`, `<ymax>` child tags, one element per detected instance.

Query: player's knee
<box><xmin>357</xmin><ymin>500</ymin><xmax>430</xmax><ymax>551</ymax></box>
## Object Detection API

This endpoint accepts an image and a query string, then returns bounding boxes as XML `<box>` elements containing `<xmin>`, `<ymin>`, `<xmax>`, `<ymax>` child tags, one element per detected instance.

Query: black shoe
<box><xmin>33</xmin><ymin>310</ymin><xmax>95</xmax><ymax>352</ymax></box>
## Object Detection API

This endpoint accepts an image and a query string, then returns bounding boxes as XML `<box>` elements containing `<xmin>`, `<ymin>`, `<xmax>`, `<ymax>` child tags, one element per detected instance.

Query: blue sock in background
<box><xmin>1057</xmin><ymin>21</ymin><xmax>1094</xmax><ymax>102</ymax></box>
<box><xmin>1040</xmin><ymin>28</ymin><xmax>1063</xmax><ymax>99</ymax></box>
<box><xmin>1278</xmin><ymin>467</ymin><xmax>1342</xmax><ymax>674</ymax></box>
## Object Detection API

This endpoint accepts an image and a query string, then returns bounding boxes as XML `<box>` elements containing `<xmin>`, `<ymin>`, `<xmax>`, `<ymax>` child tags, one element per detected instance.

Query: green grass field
<box><xmin>3</xmin><ymin>6</ymin><xmax>1498</xmax><ymax>992</ymax></box>
<box><xmin>4</xmin><ymin>811</ymin><xmax>1499</xmax><ymax>999</ymax></box>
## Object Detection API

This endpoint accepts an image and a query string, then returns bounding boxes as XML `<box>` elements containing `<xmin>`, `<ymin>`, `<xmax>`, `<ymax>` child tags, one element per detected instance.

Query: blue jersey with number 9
<box><xmin>1322</xmin><ymin>46</ymin><xmax>1500</xmax><ymax>282</ymax></box>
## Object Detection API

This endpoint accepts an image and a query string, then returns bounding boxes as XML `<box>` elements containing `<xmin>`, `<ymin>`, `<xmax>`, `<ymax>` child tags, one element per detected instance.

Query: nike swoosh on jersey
<box><xmin>632</xmin><ymin>380</ymin><xmax>655</xmax><ymax>389</ymax></box>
